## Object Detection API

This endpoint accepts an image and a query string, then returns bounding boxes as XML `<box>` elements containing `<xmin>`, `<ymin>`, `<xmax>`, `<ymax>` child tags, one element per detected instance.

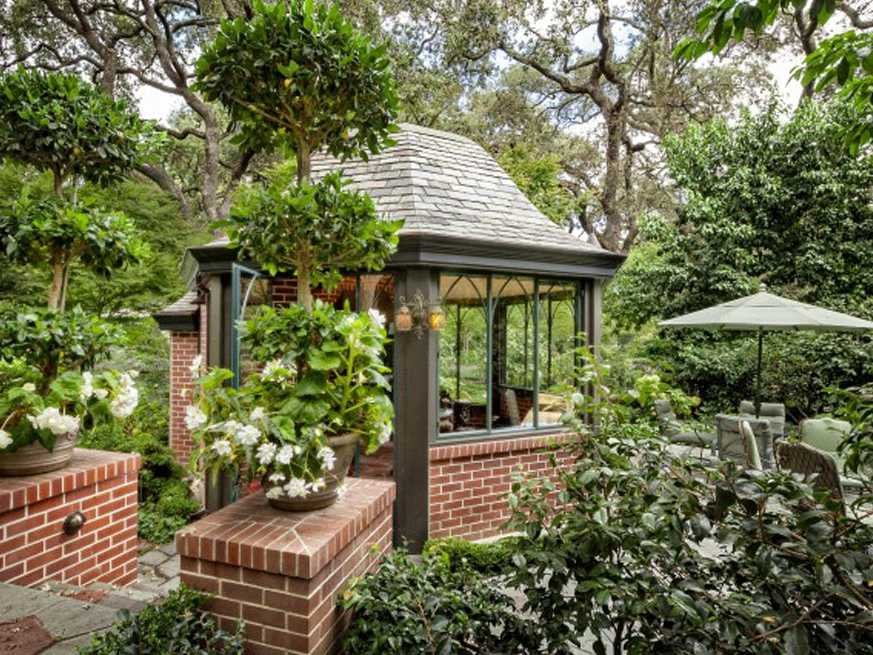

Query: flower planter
<box><xmin>266</xmin><ymin>433</ymin><xmax>358</xmax><ymax>512</ymax></box>
<box><xmin>0</xmin><ymin>432</ymin><xmax>77</xmax><ymax>477</ymax></box>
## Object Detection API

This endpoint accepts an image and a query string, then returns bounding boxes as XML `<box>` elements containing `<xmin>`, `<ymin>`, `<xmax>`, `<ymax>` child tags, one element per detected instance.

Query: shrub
<box><xmin>340</xmin><ymin>549</ymin><xmax>537</xmax><ymax>654</ymax></box>
<box><xmin>422</xmin><ymin>536</ymin><xmax>519</xmax><ymax>576</ymax></box>
<box><xmin>78</xmin><ymin>585</ymin><xmax>244</xmax><ymax>655</ymax></box>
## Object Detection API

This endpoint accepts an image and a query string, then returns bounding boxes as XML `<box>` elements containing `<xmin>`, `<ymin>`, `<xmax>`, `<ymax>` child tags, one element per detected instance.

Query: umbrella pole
<box><xmin>755</xmin><ymin>327</ymin><xmax>763</xmax><ymax>418</ymax></box>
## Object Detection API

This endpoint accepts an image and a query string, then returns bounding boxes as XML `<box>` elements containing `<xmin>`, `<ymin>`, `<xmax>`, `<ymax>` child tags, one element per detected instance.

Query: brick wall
<box><xmin>270</xmin><ymin>276</ymin><xmax>356</xmax><ymax>308</ymax></box>
<box><xmin>428</xmin><ymin>433</ymin><xmax>576</xmax><ymax>541</ymax></box>
<box><xmin>0</xmin><ymin>449</ymin><xmax>140</xmax><ymax>588</ymax></box>
<box><xmin>178</xmin><ymin>478</ymin><xmax>395</xmax><ymax>655</ymax></box>
<box><xmin>169</xmin><ymin>304</ymin><xmax>206</xmax><ymax>464</ymax></box>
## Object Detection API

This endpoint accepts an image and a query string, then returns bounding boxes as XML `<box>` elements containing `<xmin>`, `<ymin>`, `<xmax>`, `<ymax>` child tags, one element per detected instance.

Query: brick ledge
<box><xmin>0</xmin><ymin>449</ymin><xmax>140</xmax><ymax>514</ymax></box>
<box><xmin>176</xmin><ymin>477</ymin><xmax>395</xmax><ymax>582</ymax></box>
<box><xmin>429</xmin><ymin>431</ymin><xmax>576</xmax><ymax>462</ymax></box>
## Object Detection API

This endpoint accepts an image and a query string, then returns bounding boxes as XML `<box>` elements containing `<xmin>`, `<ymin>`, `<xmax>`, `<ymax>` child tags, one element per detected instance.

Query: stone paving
<box><xmin>0</xmin><ymin>542</ymin><xmax>182</xmax><ymax>653</ymax></box>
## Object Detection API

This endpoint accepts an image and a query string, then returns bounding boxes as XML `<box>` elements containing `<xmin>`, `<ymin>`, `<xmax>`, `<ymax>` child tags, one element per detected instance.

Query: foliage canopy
<box><xmin>0</xmin><ymin>68</ymin><xmax>147</xmax><ymax>193</ymax></box>
<box><xmin>195</xmin><ymin>0</ymin><xmax>398</xmax><ymax>179</ymax></box>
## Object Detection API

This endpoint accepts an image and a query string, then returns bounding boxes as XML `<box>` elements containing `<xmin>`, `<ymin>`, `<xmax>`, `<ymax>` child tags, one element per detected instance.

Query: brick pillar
<box><xmin>169</xmin><ymin>330</ymin><xmax>203</xmax><ymax>464</ymax></box>
<box><xmin>177</xmin><ymin>478</ymin><xmax>395</xmax><ymax>654</ymax></box>
<box><xmin>0</xmin><ymin>449</ymin><xmax>140</xmax><ymax>588</ymax></box>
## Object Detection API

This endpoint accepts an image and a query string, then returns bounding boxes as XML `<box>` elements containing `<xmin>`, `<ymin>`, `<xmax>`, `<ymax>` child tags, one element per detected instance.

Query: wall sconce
<box><xmin>396</xmin><ymin>291</ymin><xmax>445</xmax><ymax>338</ymax></box>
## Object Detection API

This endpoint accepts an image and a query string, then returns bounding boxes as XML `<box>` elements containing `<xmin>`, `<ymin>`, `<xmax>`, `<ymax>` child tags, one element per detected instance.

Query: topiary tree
<box><xmin>227</xmin><ymin>169</ymin><xmax>401</xmax><ymax>311</ymax></box>
<box><xmin>195</xmin><ymin>0</ymin><xmax>398</xmax><ymax>184</ymax></box>
<box><xmin>0</xmin><ymin>69</ymin><xmax>148</xmax><ymax>310</ymax></box>
<box><xmin>197</xmin><ymin>0</ymin><xmax>401</xmax><ymax>311</ymax></box>
<box><xmin>0</xmin><ymin>195</ymin><xmax>144</xmax><ymax>311</ymax></box>
<box><xmin>0</xmin><ymin>68</ymin><xmax>147</xmax><ymax>199</ymax></box>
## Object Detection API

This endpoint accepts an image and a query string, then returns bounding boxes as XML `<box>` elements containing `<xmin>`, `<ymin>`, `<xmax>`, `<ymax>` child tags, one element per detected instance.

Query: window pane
<box><xmin>439</xmin><ymin>274</ymin><xmax>488</xmax><ymax>433</ymax></box>
<box><xmin>492</xmin><ymin>276</ymin><xmax>535</xmax><ymax>429</ymax></box>
<box><xmin>537</xmin><ymin>281</ymin><xmax>578</xmax><ymax>426</ymax></box>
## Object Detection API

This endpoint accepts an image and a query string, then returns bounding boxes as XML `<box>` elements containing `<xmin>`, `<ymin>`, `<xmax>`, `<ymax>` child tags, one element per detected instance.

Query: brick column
<box><xmin>177</xmin><ymin>478</ymin><xmax>395</xmax><ymax>655</ymax></box>
<box><xmin>169</xmin><ymin>330</ymin><xmax>202</xmax><ymax>464</ymax></box>
<box><xmin>0</xmin><ymin>449</ymin><xmax>140</xmax><ymax>588</ymax></box>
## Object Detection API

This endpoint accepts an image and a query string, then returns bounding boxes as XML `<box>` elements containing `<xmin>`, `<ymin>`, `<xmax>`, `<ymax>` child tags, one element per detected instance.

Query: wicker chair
<box><xmin>503</xmin><ymin>388</ymin><xmax>521</xmax><ymax>427</ymax></box>
<box><xmin>775</xmin><ymin>441</ymin><xmax>844</xmax><ymax>506</ymax></box>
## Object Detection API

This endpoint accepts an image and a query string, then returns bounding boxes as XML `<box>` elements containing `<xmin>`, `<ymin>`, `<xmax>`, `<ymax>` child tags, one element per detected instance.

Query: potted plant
<box><xmin>186</xmin><ymin>303</ymin><xmax>393</xmax><ymax>511</ymax></box>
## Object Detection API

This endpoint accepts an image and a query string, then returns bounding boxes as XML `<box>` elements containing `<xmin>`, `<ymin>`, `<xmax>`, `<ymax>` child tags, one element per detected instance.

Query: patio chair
<box><xmin>800</xmin><ymin>418</ymin><xmax>864</xmax><ymax>493</ymax></box>
<box><xmin>654</xmin><ymin>399</ymin><xmax>715</xmax><ymax>448</ymax></box>
<box><xmin>716</xmin><ymin>415</ymin><xmax>774</xmax><ymax>468</ymax></box>
<box><xmin>739</xmin><ymin>420</ymin><xmax>763</xmax><ymax>470</ymax></box>
<box><xmin>739</xmin><ymin>400</ymin><xmax>786</xmax><ymax>439</ymax></box>
<box><xmin>776</xmin><ymin>440</ymin><xmax>844</xmax><ymax>507</ymax></box>
<box><xmin>503</xmin><ymin>388</ymin><xmax>521</xmax><ymax>427</ymax></box>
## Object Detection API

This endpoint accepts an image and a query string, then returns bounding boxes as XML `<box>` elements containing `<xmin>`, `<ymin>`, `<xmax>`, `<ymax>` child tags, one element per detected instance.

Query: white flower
<box><xmin>268</xmin><ymin>473</ymin><xmax>286</xmax><ymax>485</ymax></box>
<box><xmin>262</xmin><ymin>358</ymin><xmax>294</xmax><ymax>380</ymax></box>
<box><xmin>184</xmin><ymin>405</ymin><xmax>207</xmax><ymax>431</ymax></box>
<box><xmin>221</xmin><ymin>420</ymin><xmax>244</xmax><ymax>436</ymax></box>
<box><xmin>275</xmin><ymin>445</ymin><xmax>296</xmax><ymax>466</ymax></box>
<box><xmin>283</xmin><ymin>478</ymin><xmax>308</xmax><ymax>498</ymax></box>
<box><xmin>0</xmin><ymin>429</ymin><xmax>12</xmax><ymax>449</ymax></box>
<box><xmin>318</xmin><ymin>447</ymin><xmax>337</xmax><ymax>472</ymax></box>
<box><xmin>189</xmin><ymin>355</ymin><xmax>203</xmax><ymax>379</ymax></box>
<box><xmin>94</xmin><ymin>388</ymin><xmax>109</xmax><ymax>400</ymax></box>
<box><xmin>256</xmin><ymin>442</ymin><xmax>277</xmax><ymax>465</ymax></box>
<box><xmin>29</xmin><ymin>408</ymin><xmax>80</xmax><ymax>436</ymax></box>
<box><xmin>22</xmin><ymin>383</ymin><xmax>36</xmax><ymax>393</ymax></box>
<box><xmin>571</xmin><ymin>392</ymin><xmax>585</xmax><ymax>407</ymax></box>
<box><xmin>368</xmin><ymin>308</ymin><xmax>386</xmax><ymax>328</ymax></box>
<box><xmin>250</xmin><ymin>407</ymin><xmax>267</xmax><ymax>422</ymax></box>
<box><xmin>79</xmin><ymin>372</ymin><xmax>94</xmax><ymax>401</ymax></box>
<box><xmin>336</xmin><ymin>482</ymin><xmax>348</xmax><ymax>499</ymax></box>
<box><xmin>235</xmin><ymin>424</ymin><xmax>261</xmax><ymax>447</ymax></box>
<box><xmin>307</xmin><ymin>478</ymin><xmax>326</xmax><ymax>493</ymax></box>
<box><xmin>377</xmin><ymin>421</ymin><xmax>392</xmax><ymax>445</ymax></box>
<box><xmin>211</xmin><ymin>439</ymin><xmax>232</xmax><ymax>457</ymax></box>
<box><xmin>110</xmin><ymin>373</ymin><xmax>139</xmax><ymax>419</ymax></box>
<box><xmin>265</xmin><ymin>486</ymin><xmax>283</xmax><ymax>500</ymax></box>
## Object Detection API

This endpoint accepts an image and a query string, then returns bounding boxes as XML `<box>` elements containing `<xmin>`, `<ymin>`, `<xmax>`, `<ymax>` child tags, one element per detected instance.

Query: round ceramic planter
<box><xmin>266</xmin><ymin>433</ymin><xmax>358</xmax><ymax>512</ymax></box>
<box><xmin>0</xmin><ymin>432</ymin><xmax>77</xmax><ymax>477</ymax></box>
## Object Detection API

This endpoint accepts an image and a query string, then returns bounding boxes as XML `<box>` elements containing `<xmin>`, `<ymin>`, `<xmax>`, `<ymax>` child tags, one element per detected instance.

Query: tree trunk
<box><xmin>48</xmin><ymin>259</ymin><xmax>65</xmax><ymax>311</ymax></box>
<box><xmin>296</xmin><ymin>264</ymin><xmax>313</xmax><ymax>313</ymax></box>
<box><xmin>295</xmin><ymin>137</ymin><xmax>314</xmax><ymax>312</ymax></box>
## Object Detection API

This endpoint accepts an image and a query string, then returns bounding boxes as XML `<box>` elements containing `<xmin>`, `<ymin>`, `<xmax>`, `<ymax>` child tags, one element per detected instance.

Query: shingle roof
<box><xmin>310</xmin><ymin>123</ymin><xmax>605</xmax><ymax>255</ymax></box>
<box><xmin>153</xmin><ymin>291</ymin><xmax>199</xmax><ymax>318</ymax></box>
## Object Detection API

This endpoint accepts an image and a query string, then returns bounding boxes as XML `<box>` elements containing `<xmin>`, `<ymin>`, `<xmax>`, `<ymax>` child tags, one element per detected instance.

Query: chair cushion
<box><xmin>670</xmin><ymin>431</ymin><xmax>715</xmax><ymax>447</ymax></box>
<box><xmin>800</xmin><ymin>418</ymin><xmax>852</xmax><ymax>453</ymax></box>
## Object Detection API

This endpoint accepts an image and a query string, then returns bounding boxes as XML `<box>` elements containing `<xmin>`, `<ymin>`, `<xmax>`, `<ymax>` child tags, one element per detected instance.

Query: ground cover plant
<box><xmin>78</xmin><ymin>585</ymin><xmax>244</xmax><ymax>655</ymax></box>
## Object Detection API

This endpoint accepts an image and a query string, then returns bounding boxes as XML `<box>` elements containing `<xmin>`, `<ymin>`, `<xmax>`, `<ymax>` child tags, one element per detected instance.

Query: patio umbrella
<box><xmin>660</xmin><ymin>291</ymin><xmax>873</xmax><ymax>416</ymax></box>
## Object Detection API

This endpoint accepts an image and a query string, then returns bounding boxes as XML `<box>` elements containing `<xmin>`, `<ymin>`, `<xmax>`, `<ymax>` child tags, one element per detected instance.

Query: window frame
<box><xmin>434</xmin><ymin>270</ymin><xmax>585</xmax><ymax>444</ymax></box>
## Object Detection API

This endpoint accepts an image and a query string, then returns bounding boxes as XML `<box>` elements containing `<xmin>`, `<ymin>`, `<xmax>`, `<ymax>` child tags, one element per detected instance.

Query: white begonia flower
<box><xmin>80</xmin><ymin>372</ymin><xmax>94</xmax><ymax>401</ymax></box>
<box><xmin>256</xmin><ymin>442</ymin><xmax>277</xmax><ymax>466</ymax></box>
<box><xmin>221</xmin><ymin>419</ymin><xmax>243</xmax><ymax>435</ymax></box>
<box><xmin>184</xmin><ymin>406</ymin><xmax>207</xmax><ymax>431</ymax></box>
<box><xmin>318</xmin><ymin>447</ymin><xmax>337</xmax><ymax>471</ymax></box>
<box><xmin>94</xmin><ymin>388</ymin><xmax>109</xmax><ymax>400</ymax></box>
<box><xmin>189</xmin><ymin>355</ymin><xmax>203</xmax><ymax>379</ymax></box>
<box><xmin>250</xmin><ymin>407</ymin><xmax>267</xmax><ymax>422</ymax></box>
<box><xmin>268</xmin><ymin>472</ymin><xmax>286</xmax><ymax>485</ymax></box>
<box><xmin>0</xmin><ymin>429</ymin><xmax>12</xmax><ymax>449</ymax></box>
<box><xmin>235</xmin><ymin>424</ymin><xmax>261</xmax><ymax>447</ymax></box>
<box><xmin>275</xmin><ymin>445</ymin><xmax>296</xmax><ymax>466</ymax></box>
<box><xmin>110</xmin><ymin>373</ymin><xmax>139</xmax><ymax>419</ymax></box>
<box><xmin>30</xmin><ymin>408</ymin><xmax>80</xmax><ymax>436</ymax></box>
<box><xmin>265</xmin><ymin>486</ymin><xmax>283</xmax><ymax>500</ymax></box>
<box><xmin>22</xmin><ymin>383</ymin><xmax>36</xmax><ymax>393</ymax></box>
<box><xmin>211</xmin><ymin>439</ymin><xmax>232</xmax><ymax>457</ymax></box>
<box><xmin>368</xmin><ymin>308</ymin><xmax>386</xmax><ymax>328</ymax></box>
<box><xmin>377</xmin><ymin>422</ymin><xmax>392</xmax><ymax>445</ymax></box>
<box><xmin>262</xmin><ymin>359</ymin><xmax>285</xmax><ymax>379</ymax></box>
<box><xmin>336</xmin><ymin>483</ymin><xmax>348</xmax><ymax>499</ymax></box>
<box><xmin>283</xmin><ymin>478</ymin><xmax>307</xmax><ymax>498</ymax></box>
<box><xmin>307</xmin><ymin>478</ymin><xmax>326</xmax><ymax>493</ymax></box>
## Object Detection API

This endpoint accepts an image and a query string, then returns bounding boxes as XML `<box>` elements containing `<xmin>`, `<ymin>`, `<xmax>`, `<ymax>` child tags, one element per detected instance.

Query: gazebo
<box><xmin>154</xmin><ymin>124</ymin><xmax>623</xmax><ymax>549</ymax></box>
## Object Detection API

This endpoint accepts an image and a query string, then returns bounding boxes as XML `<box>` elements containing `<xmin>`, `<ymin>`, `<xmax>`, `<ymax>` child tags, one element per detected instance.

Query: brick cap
<box><xmin>0</xmin><ymin>448</ymin><xmax>140</xmax><ymax>514</ymax></box>
<box><xmin>176</xmin><ymin>478</ymin><xmax>395</xmax><ymax>581</ymax></box>
<box><xmin>429</xmin><ymin>431</ymin><xmax>576</xmax><ymax>462</ymax></box>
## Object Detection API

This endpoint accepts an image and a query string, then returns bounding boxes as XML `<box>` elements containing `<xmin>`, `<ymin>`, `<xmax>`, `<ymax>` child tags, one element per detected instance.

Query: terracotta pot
<box><xmin>0</xmin><ymin>432</ymin><xmax>77</xmax><ymax>477</ymax></box>
<box><xmin>266</xmin><ymin>433</ymin><xmax>358</xmax><ymax>512</ymax></box>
